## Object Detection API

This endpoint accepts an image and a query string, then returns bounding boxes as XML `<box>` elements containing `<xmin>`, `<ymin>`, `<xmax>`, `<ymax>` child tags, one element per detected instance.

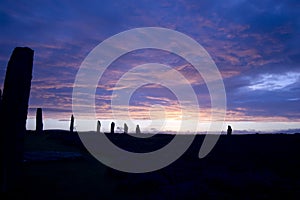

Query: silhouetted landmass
<box><xmin>24</xmin><ymin>151</ymin><xmax>83</xmax><ymax>163</ymax></box>
<box><xmin>0</xmin><ymin>47</ymin><xmax>34</xmax><ymax>193</ymax></box>
<box><xmin>12</xmin><ymin>132</ymin><xmax>300</xmax><ymax>200</ymax></box>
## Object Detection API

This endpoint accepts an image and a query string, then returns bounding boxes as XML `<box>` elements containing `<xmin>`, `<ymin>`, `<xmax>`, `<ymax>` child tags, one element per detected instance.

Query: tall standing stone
<box><xmin>70</xmin><ymin>114</ymin><xmax>74</xmax><ymax>133</ymax></box>
<box><xmin>227</xmin><ymin>125</ymin><xmax>232</xmax><ymax>136</ymax></box>
<box><xmin>124</xmin><ymin>123</ymin><xmax>128</xmax><ymax>134</ymax></box>
<box><xmin>110</xmin><ymin>122</ymin><xmax>115</xmax><ymax>134</ymax></box>
<box><xmin>0</xmin><ymin>89</ymin><xmax>2</xmax><ymax>116</ymax></box>
<box><xmin>0</xmin><ymin>47</ymin><xmax>34</xmax><ymax>192</ymax></box>
<box><xmin>35</xmin><ymin>108</ymin><xmax>43</xmax><ymax>134</ymax></box>
<box><xmin>97</xmin><ymin>120</ymin><xmax>101</xmax><ymax>133</ymax></box>
<box><xmin>136</xmin><ymin>125</ymin><xmax>141</xmax><ymax>134</ymax></box>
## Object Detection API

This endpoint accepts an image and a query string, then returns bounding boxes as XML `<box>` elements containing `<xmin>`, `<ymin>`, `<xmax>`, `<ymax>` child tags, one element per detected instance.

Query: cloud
<box><xmin>0</xmin><ymin>0</ymin><xmax>299</xmax><ymax>129</ymax></box>
<box><xmin>248</xmin><ymin>72</ymin><xmax>300</xmax><ymax>91</ymax></box>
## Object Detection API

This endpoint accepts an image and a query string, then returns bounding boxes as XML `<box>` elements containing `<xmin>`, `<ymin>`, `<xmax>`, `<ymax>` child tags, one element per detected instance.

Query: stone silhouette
<box><xmin>0</xmin><ymin>89</ymin><xmax>2</xmax><ymax>115</ymax></box>
<box><xmin>136</xmin><ymin>125</ymin><xmax>141</xmax><ymax>134</ymax></box>
<box><xmin>97</xmin><ymin>120</ymin><xmax>101</xmax><ymax>133</ymax></box>
<box><xmin>0</xmin><ymin>47</ymin><xmax>34</xmax><ymax>192</ymax></box>
<box><xmin>227</xmin><ymin>125</ymin><xmax>232</xmax><ymax>136</ymax></box>
<box><xmin>35</xmin><ymin>108</ymin><xmax>43</xmax><ymax>134</ymax></box>
<box><xmin>70</xmin><ymin>114</ymin><xmax>74</xmax><ymax>133</ymax></box>
<box><xmin>124</xmin><ymin>123</ymin><xmax>128</xmax><ymax>134</ymax></box>
<box><xmin>111</xmin><ymin>122</ymin><xmax>115</xmax><ymax>134</ymax></box>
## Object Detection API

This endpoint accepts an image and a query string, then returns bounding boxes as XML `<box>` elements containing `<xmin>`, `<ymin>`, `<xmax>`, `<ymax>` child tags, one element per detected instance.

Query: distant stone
<box><xmin>227</xmin><ymin>125</ymin><xmax>232</xmax><ymax>136</ymax></box>
<box><xmin>124</xmin><ymin>123</ymin><xmax>128</xmax><ymax>134</ymax></box>
<box><xmin>111</xmin><ymin>122</ymin><xmax>115</xmax><ymax>133</ymax></box>
<box><xmin>136</xmin><ymin>125</ymin><xmax>141</xmax><ymax>134</ymax></box>
<box><xmin>97</xmin><ymin>120</ymin><xmax>101</xmax><ymax>133</ymax></box>
<box><xmin>36</xmin><ymin>108</ymin><xmax>43</xmax><ymax>134</ymax></box>
<box><xmin>70</xmin><ymin>114</ymin><xmax>74</xmax><ymax>133</ymax></box>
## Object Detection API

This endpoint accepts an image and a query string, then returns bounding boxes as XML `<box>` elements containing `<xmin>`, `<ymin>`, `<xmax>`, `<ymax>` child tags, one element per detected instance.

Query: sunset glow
<box><xmin>0</xmin><ymin>0</ymin><xmax>299</xmax><ymax>133</ymax></box>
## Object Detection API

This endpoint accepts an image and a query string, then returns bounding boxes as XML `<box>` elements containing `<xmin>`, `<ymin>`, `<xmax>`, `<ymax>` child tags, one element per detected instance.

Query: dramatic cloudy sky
<box><xmin>0</xmin><ymin>0</ymin><xmax>299</xmax><ymax>132</ymax></box>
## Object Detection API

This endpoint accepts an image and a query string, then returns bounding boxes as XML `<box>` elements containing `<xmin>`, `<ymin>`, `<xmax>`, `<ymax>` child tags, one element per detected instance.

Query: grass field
<box><xmin>11</xmin><ymin>131</ymin><xmax>300</xmax><ymax>199</ymax></box>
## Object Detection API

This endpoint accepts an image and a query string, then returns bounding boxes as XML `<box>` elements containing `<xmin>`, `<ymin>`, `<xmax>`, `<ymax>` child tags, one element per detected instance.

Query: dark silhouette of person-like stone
<box><xmin>124</xmin><ymin>123</ymin><xmax>128</xmax><ymax>134</ymax></box>
<box><xmin>227</xmin><ymin>125</ymin><xmax>232</xmax><ymax>136</ymax></box>
<box><xmin>36</xmin><ymin>108</ymin><xmax>43</xmax><ymax>134</ymax></box>
<box><xmin>136</xmin><ymin>125</ymin><xmax>141</xmax><ymax>134</ymax></box>
<box><xmin>111</xmin><ymin>122</ymin><xmax>115</xmax><ymax>134</ymax></box>
<box><xmin>97</xmin><ymin>120</ymin><xmax>101</xmax><ymax>133</ymax></box>
<box><xmin>70</xmin><ymin>114</ymin><xmax>74</xmax><ymax>133</ymax></box>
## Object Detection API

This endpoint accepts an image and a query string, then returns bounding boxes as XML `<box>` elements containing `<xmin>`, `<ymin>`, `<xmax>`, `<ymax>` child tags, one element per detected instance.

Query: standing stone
<box><xmin>35</xmin><ymin>108</ymin><xmax>43</xmax><ymax>134</ymax></box>
<box><xmin>0</xmin><ymin>47</ymin><xmax>34</xmax><ymax>192</ymax></box>
<box><xmin>227</xmin><ymin>125</ymin><xmax>232</xmax><ymax>136</ymax></box>
<box><xmin>97</xmin><ymin>120</ymin><xmax>101</xmax><ymax>133</ymax></box>
<box><xmin>0</xmin><ymin>89</ymin><xmax>2</xmax><ymax>115</ymax></box>
<box><xmin>124</xmin><ymin>123</ymin><xmax>128</xmax><ymax>134</ymax></box>
<box><xmin>70</xmin><ymin>114</ymin><xmax>74</xmax><ymax>133</ymax></box>
<box><xmin>110</xmin><ymin>122</ymin><xmax>115</xmax><ymax>134</ymax></box>
<box><xmin>136</xmin><ymin>125</ymin><xmax>141</xmax><ymax>134</ymax></box>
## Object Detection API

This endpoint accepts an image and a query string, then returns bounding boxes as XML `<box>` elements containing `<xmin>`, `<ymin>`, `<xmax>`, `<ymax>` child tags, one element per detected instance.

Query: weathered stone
<box><xmin>124</xmin><ymin>123</ymin><xmax>128</xmax><ymax>134</ymax></box>
<box><xmin>97</xmin><ymin>120</ymin><xmax>101</xmax><ymax>133</ymax></box>
<box><xmin>0</xmin><ymin>89</ymin><xmax>2</xmax><ymax>116</ymax></box>
<box><xmin>227</xmin><ymin>125</ymin><xmax>232</xmax><ymax>136</ymax></box>
<box><xmin>35</xmin><ymin>108</ymin><xmax>43</xmax><ymax>134</ymax></box>
<box><xmin>70</xmin><ymin>114</ymin><xmax>74</xmax><ymax>133</ymax></box>
<box><xmin>111</xmin><ymin>122</ymin><xmax>115</xmax><ymax>134</ymax></box>
<box><xmin>0</xmin><ymin>47</ymin><xmax>34</xmax><ymax>192</ymax></box>
<box><xmin>136</xmin><ymin>125</ymin><xmax>141</xmax><ymax>134</ymax></box>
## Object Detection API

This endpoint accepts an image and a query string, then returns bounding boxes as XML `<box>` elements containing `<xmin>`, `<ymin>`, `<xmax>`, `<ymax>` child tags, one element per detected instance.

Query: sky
<box><xmin>0</xmin><ymin>0</ymin><xmax>299</xmax><ymax>133</ymax></box>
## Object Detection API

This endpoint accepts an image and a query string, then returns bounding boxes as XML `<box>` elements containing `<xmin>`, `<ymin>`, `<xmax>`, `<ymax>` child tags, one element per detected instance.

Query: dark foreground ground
<box><xmin>8</xmin><ymin>131</ymin><xmax>300</xmax><ymax>199</ymax></box>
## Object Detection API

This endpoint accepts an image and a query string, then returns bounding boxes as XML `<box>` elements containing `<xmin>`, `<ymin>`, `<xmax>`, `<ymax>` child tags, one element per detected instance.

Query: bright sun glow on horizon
<box><xmin>26</xmin><ymin>118</ymin><xmax>300</xmax><ymax>134</ymax></box>
<box><xmin>1</xmin><ymin>1</ymin><xmax>299</xmax><ymax>135</ymax></box>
